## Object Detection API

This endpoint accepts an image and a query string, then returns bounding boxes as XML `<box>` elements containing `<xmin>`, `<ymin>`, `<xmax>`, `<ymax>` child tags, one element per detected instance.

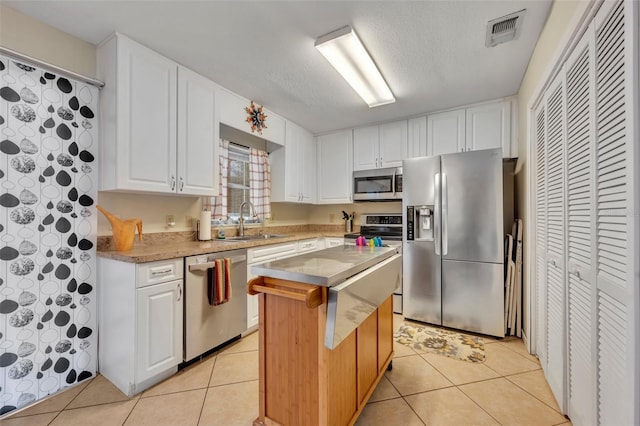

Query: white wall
<box><xmin>0</xmin><ymin>4</ymin><xmax>96</xmax><ymax>77</ymax></box>
<box><xmin>515</xmin><ymin>0</ymin><xmax>584</xmax><ymax>342</ymax></box>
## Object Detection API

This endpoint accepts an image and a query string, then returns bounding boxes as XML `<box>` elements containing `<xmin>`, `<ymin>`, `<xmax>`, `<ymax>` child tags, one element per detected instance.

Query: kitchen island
<box><xmin>248</xmin><ymin>245</ymin><xmax>401</xmax><ymax>426</ymax></box>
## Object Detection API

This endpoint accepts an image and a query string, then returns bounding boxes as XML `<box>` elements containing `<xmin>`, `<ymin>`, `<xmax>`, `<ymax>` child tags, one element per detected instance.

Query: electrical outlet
<box><xmin>329</xmin><ymin>213</ymin><xmax>335</xmax><ymax>222</ymax></box>
<box><xmin>166</xmin><ymin>215</ymin><xmax>175</xmax><ymax>227</ymax></box>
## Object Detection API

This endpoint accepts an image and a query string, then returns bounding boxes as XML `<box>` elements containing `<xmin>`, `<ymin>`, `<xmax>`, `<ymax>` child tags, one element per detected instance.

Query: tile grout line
<box><xmin>120</xmin><ymin>396</ymin><xmax>142</xmax><ymax>426</ymax></box>
<box><xmin>196</xmin><ymin>387</ymin><xmax>210</xmax><ymax>426</ymax></box>
<box><xmin>455</xmin><ymin>382</ymin><xmax>504</xmax><ymax>426</ymax></box>
<box><xmin>416</xmin><ymin>354</ymin><xmax>506</xmax><ymax>388</ymax></box>
<box><xmin>503</xmin><ymin>374</ymin><xmax>565</xmax><ymax>415</ymax></box>
<box><xmin>206</xmin><ymin>353</ymin><xmax>219</xmax><ymax>388</ymax></box>
<box><xmin>400</xmin><ymin>395</ymin><xmax>428</xmax><ymax>426</ymax></box>
<box><xmin>393</xmin><ymin>338</ymin><xmax>500</xmax><ymax>425</ymax></box>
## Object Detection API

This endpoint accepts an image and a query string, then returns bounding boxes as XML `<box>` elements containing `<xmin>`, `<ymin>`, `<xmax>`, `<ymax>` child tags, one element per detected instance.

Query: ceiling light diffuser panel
<box><xmin>315</xmin><ymin>26</ymin><xmax>395</xmax><ymax>108</ymax></box>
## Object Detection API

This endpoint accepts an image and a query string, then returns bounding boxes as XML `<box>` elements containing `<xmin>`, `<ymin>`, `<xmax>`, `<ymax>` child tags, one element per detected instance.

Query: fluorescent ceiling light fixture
<box><xmin>315</xmin><ymin>25</ymin><xmax>395</xmax><ymax>108</ymax></box>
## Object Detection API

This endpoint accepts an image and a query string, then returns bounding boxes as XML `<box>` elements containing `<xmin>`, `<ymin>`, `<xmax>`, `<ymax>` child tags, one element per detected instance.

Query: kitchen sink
<box><xmin>219</xmin><ymin>234</ymin><xmax>289</xmax><ymax>242</ymax></box>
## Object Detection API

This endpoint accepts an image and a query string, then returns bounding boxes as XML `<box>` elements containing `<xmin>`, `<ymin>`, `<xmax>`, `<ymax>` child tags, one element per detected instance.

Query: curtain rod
<box><xmin>0</xmin><ymin>46</ymin><xmax>105</xmax><ymax>88</ymax></box>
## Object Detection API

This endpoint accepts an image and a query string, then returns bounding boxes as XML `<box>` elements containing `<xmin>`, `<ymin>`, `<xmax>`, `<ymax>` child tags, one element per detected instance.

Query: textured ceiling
<box><xmin>4</xmin><ymin>1</ymin><xmax>552</xmax><ymax>135</ymax></box>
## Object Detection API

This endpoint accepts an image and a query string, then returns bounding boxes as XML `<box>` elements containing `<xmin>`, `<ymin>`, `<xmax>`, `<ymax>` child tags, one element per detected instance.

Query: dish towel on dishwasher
<box><xmin>207</xmin><ymin>258</ymin><xmax>232</xmax><ymax>305</ymax></box>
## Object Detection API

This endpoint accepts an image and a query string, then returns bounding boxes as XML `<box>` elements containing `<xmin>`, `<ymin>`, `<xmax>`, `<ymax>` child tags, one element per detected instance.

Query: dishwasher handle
<box><xmin>188</xmin><ymin>254</ymin><xmax>247</xmax><ymax>272</ymax></box>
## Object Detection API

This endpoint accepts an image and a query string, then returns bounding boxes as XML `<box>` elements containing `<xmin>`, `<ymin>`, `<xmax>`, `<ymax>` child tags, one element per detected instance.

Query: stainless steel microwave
<box><xmin>353</xmin><ymin>167</ymin><xmax>402</xmax><ymax>201</ymax></box>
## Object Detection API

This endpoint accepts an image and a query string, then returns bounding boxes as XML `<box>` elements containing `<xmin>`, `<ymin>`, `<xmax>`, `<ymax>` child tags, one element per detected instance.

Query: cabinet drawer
<box><xmin>136</xmin><ymin>258</ymin><xmax>183</xmax><ymax>288</ymax></box>
<box><xmin>325</xmin><ymin>237</ymin><xmax>344</xmax><ymax>248</ymax></box>
<box><xmin>248</xmin><ymin>242</ymin><xmax>298</xmax><ymax>264</ymax></box>
<box><xmin>297</xmin><ymin>238</ymin><xmax>321</xmax><ymax>253</ymax></box>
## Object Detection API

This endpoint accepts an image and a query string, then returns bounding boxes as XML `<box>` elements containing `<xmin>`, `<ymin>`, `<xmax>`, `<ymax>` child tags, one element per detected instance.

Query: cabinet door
<box><xmin>379</xmin><ymin>120</ymin><xmax>407</xmax><ymax>167</ymax></box>
<box><xmin>427</xmin><ymin>109</ymin><xmax>465</xmax><ymax>156</ymax></box>
<box><xmin>377</xmin><ymin>297</ymin><xmax>393</xmax><ymax>372</ymax></box>
<box><xmin>407</xmin><ymin>116</ymin><xmax>427</xmax><ymax>159</ymax></box>
<box><xmin>117</xmin><ymin>37</ymin><xmax>177</xmax><ymax>193</ymax></box>
<box><xmin>300</xmin><ymin>126</ymin><xmax>316</xmax><ymax>203</ymax></box>
<box><xmin>465</xmin><ymin>101</ymin><xmax>511</xmax><ymax>157</ymax></box>
<box><xmin>136</xmin><ymin>279</ymin><xmax>183</xmax><ymax>383</ymax></box>
<box><xmin>246</xmin><ymin>267</ymin><xmax>263</xmax><ymax>329</ymax></box>
<box><xmin>353</xmin><ymin>126</ymin><xmax>379</xmax><ymax>170</ymax></box>
<box><xmin>356</xmin><ymin>311</ymin><xmax>378</xmax><ymax>404</ymax></box>
<box><xmin>317</xmin><ymin>131</ymin><xmax>353</xmax><ymax>204</ymax></box>
<box><xmin>177</xmin><ymin>67</ymin><xmax>219</xmax><ymax>196</ymax></box>
<box><xmin>285</xmin><ymin>121</ymin><xmax>303</xmax><ymax>202</ymax></box>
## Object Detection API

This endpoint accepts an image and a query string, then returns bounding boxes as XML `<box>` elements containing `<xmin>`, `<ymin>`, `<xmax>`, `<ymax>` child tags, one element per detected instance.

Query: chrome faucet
<box><xmin>239</xmin><ymin>201</ymin><xmax>258</xmax><ymax>237</ymax></box>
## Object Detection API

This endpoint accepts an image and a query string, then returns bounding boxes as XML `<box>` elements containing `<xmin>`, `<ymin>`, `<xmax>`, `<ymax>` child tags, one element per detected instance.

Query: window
<box><xmin>227</xmin><ymin>144</ymin><xmax>250</xmax><ymax>218</ymax></box>
<box><xmin>207</xmin><ymin>139</ymin><xmax>271</xmax><ymax>223</ymax></box>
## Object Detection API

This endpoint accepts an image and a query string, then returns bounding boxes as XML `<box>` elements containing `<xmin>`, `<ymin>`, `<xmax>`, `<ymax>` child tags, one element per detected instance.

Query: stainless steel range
<box><xmin>344</xmin><ymin>213</ymin><xmax>403</xmax><ymax>314</ymax></box>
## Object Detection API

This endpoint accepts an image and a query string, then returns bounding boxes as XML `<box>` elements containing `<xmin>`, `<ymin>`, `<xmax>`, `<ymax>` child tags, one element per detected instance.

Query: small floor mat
<box><xmin>394</xmin><ymin>322</ymin><xmax>486</xmax><ymax>363</ymax></box>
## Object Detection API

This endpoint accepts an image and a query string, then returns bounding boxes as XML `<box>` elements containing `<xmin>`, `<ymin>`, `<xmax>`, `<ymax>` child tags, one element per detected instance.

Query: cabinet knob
<box><xmin>170</xmin><ymin>176</ymin><xmax>176</xmax><ymax>191</ymax></box>
<box><xmin>179</xmin><ymin>177</ymin><xmax>184</xmax><ymax>192</ymax></box>
<box><xmin>177</xmin><ymin>283</ymin><xmax>182</xmax><ymax>302</ymax></box>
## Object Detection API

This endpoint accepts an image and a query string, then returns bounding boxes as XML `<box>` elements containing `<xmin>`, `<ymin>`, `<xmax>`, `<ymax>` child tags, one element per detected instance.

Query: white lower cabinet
<box><xmin>98</xmin><ymin>257</ymin><xmax>183</xmax><ymax>396</ymax></box>
<box><xmin>325</xmin><ymin>237</ymin><xmax>344</xmax><ymax>247</ymax></box>
<box><xmin>136</xmin><ymin>279</ymin><xmax>183</xmax><ymax>384</ymax></box>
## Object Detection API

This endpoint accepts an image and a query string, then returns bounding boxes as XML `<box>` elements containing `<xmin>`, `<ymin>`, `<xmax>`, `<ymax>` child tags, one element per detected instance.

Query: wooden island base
<box><xmin>248</xmin><ymin>276</ymin><xmax>394</xmax><ymax>426</ymax></box>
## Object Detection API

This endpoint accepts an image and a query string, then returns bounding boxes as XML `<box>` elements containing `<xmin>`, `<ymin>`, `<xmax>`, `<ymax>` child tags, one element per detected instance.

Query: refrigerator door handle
<box><xmin>434</xmin><ymin>173</ymin><xmax>441</xmax><ymax>255</ymax></box>
<box><xmin>442</xmin><ymin>173</ymin><xmax>448</xmax><ymax>255</ymax></box>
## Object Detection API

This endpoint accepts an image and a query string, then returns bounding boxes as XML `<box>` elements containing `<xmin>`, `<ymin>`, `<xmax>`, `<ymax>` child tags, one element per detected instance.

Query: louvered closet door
<box><xmin>564</xmin><ymin>22</ymin><xmax>597</xmax><ymax>426</ymax></box>
<box><xmin>544</xmin><ymin>73</ymin><xmax>567</xmax><ymax>410</ymax></box>
<box><xmin>534</xmin><ymin>103</ymin><xmax>548</xmax><ymax>369</ymax></box>
<box><xmin>594</xmin><ymin>1</ymin><xmax>636</xmax><ymax>424</ymax></box>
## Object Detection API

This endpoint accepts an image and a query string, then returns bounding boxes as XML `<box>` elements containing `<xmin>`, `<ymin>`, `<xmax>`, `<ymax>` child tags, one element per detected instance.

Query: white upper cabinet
<box><xmin>271</xmin><ymin>120</ymin><xmax>315</xmax><ymax>203</ymax></box>
<box><xmin>97</xmin><ymin>34</ymin><xmax>218</xmax><ymax>196</ymax></box>
<box><xmin>427</xmin><ymin>109</ymin><xmax>466</xmax><ymax>156</ymax></box>
<box><xmin>353</xmin><ymin>125</ymin><xmax>378</xmax><ymax>170</ymax></box>
<box><xmin>379</xmin><ymin>120</ymin><xmax>407</xmax><ymax>167</ymax></box>
<box><xmin>316</xmin><ymin>130</ymin><xmax>353</xmax><ymax>204</ymax></box>
<box><xmin>465</xmin><ymin>101</ymin><xmax>511</xmax><ymax>156</ymax></box>
<box><xmin>300</xmin><ymin>130</ymin><xmax>316</xmax><ymax>203</ymax></box>
<box><xmin>216</xmin><ymin>87</ymin><xmax>285</xmax><ymax>146</ymax></box>
<box><xmin>177</xmin><ymin>67</ymin><xmax>219</xmax><ymax>196</ymax></box>
<box><xmin>427</xmin><ymin>100</ymin><xmax>513</xmax><ymax>158</ymax></box>
<box><xmin>98</xmin><ymin>34</ymin><xmax>177</xmax><ymax>193</ymax></box>
<box><xmin>407</xmin><ymin>116</ymin><xmax>427</xmax><ymax>159</ymax></box>
<box><xmin>353</xmin><ymin>120</ymin><xmax>407</xmax><ymax>170</ymax></box>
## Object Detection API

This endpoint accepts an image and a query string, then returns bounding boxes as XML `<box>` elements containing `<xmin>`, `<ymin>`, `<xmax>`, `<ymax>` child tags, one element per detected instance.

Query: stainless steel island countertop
<box><xmin>250</xmin><ymin>245</ymin><xmax>398</xmax><ymax>287</ymax></box>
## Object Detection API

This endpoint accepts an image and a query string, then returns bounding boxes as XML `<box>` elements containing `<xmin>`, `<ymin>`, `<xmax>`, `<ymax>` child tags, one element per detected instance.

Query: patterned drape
<box><xmin>208</xmin><ymin>139</ymin><xmax>229</xmax><ymax>219</ymax></box>
<box><xmin>249</xmin><ymin>148</ymin><xmax>271</xmax><ymax>220</ymax></box>
<box><xmin>0</xmin><ymin>56</ymin><xmax>97</xmax><ymax>415</ymax></box>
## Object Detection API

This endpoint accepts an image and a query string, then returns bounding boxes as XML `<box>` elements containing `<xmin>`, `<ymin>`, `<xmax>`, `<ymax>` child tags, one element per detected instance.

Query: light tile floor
<box><xmin>1</xmin><ymin>317</ymin><xmax>572</xmax><ymax>426</ymax></box>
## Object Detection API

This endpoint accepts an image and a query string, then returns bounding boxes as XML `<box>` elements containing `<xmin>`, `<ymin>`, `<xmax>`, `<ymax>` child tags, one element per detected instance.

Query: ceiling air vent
<box><xmin>485</xmin><ymin>9</ymin><xmax>526</xmax><ymax>47</ymax></box>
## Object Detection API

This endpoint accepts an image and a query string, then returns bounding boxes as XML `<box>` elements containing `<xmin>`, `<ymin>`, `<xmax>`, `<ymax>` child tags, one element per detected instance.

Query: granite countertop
<box><xmin>97</xmin><ymin>231</ymin><xmax>346</xmax><ymax>263</ymax></box>
<box><xmin>251</xmin><ymin>245</ymin><xmax>398</xmax><ymax>287</ymax></box>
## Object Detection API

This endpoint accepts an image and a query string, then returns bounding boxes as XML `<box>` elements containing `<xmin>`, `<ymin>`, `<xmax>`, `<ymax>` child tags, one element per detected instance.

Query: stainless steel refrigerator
<box><xmin>403</xmin><ymin>148</ymin><xmax>504</xmax><ymax>337</ymax></box>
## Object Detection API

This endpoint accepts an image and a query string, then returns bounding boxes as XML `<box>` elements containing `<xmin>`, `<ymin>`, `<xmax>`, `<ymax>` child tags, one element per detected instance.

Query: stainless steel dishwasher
<box><xmin>184</xmin><ymin>249</ymin><xmax>247</xmax><ymax>362</ymax></box>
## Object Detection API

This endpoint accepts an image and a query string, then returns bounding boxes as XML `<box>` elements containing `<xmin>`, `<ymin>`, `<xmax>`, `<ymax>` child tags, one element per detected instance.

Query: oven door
<box><xmin>353</xmin><ymin>168</ymin><xmax>401</xmax><ymax>201</ymax></box>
